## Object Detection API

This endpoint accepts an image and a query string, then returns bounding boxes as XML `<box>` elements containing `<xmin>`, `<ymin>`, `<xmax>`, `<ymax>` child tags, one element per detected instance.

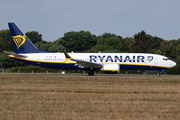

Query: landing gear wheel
<box><xmin>88</xmin><ymin>71</ymin><xmax>94</xmax><ymax>76</ymax></box>
<box><xmin>157</xmin><ymin>73</ymin><xmax>161</xmax><ymax>77</ymax></box>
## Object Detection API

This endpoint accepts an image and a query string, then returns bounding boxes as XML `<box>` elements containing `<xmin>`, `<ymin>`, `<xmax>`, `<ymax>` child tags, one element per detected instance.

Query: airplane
<box><xmin>5</xmin><ymin>22</ymin><xmax>176</xmax><ymax>76</ymax></box>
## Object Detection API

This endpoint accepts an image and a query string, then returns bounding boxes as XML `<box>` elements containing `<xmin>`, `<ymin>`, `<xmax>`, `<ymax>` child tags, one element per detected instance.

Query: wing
<box><xmin>4</xmin><ymin>51</ymin><xmax>27</xmax><ymax>58</ymax></box>
<box><xmin>71</xmin><ymin>58</ymin><xmax>102</xmax><ymax>68</ymax></box>
<box><xmin>63</xmin><ymin>49</ymin><xmax>102</xmax><ymax>69</ymax></box>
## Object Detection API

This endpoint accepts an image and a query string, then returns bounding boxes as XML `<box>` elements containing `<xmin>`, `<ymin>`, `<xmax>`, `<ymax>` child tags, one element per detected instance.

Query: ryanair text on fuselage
<box><xmin>89</xmin><ymin>55</ymin><xmax>153</xmax><ymax>63</ymax></box>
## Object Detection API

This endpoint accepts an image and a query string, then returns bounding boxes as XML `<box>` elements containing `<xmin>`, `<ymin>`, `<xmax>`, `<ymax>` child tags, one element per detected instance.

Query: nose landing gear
<box><xmin>157</xmin><ymin>71</ymin><xmax>161</xmax><ymax>77</ymax></box>
<box><xmin>157</xmin><ymin>73</ymin><xmax>161</xmax><ymax>77</ymax></box>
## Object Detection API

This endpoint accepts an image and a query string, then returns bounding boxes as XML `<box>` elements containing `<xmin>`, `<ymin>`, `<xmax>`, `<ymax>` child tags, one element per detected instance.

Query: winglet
<box><xmin>62</xmin><ymin>49</ymin><xmax>71</xmax><ymax>62</ymax></box>
<box><xmin>63</xmin><ymin>49</ymin><xmax>71</xmax><ymax>58</ymax></box>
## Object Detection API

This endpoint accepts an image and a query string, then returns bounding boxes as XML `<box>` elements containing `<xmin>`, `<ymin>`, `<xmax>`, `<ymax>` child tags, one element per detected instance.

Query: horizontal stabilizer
<box><xmin>4</xmin><ymin>51</ymin><xmax>27</xmax><ymax>58</ymax></box>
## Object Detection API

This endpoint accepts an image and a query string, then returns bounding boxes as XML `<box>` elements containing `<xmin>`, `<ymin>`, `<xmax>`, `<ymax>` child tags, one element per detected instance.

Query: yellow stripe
<box><xmin>103</xmin><ymin>69</ymin><xmax>118</xmax><ymax>71</ymax></box>
<box><xmin>63</xmin><ymin>58</ymin><xmax>71</xmax><ymax>62</ymax></box>
<box><xmin>10</xmin><ymin>55</ymin><xmax>76</xmax><ymax>64</ymax></box>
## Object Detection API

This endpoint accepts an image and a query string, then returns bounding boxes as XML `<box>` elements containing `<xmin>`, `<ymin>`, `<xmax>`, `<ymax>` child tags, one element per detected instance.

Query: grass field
<box><xmin>0</xmin><ymin>75</ymin><xmax>180</xmax><ymax>120</ymax></box>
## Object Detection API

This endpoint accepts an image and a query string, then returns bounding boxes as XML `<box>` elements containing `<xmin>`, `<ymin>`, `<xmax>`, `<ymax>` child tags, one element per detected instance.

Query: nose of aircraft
<box><xmin>170</xmin><ymin>60</ymin><xmax>176</xmax><ymax>68</ymax></box>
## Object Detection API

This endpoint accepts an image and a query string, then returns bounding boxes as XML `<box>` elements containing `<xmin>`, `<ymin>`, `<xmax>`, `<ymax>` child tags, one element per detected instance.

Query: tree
<box><xmin>0</xmin><ymin>29</ymin><xmax>14</xmax><ymax>52</ymax></box>
<box><xmin>48</xmin><ymin>39</ymin><xmax>64</xmax><ymax>52</ymax></box>
<box><xmin>155</xmin><ymin>50</ymin><xmax>163</xmax><ymax>55</ymax></box>
<box><xmin>101</xmin><ymin>33</ymin><xmax>116</xmax><ymax>39</ymax></box>
<box><xmin>170</xmin><ymin>38</ymin><xmax>180</xmax><ymax>47</ymax></box>
<box><xmin>153</xmin><ymin>36</ymin><xmax>164</xmax><ymax>50</ymax></box>
<box><xmin>133</xmin><ymin>30</ymin><xmax>153</xmax><ymax>53</ymax></box>
<box><xmin>176</xmin><ymin>45</ymin><xmax>180</xmax><ymax>52</ymax></box>
<box><xmin>97</xmin><ymin>33</ymin><xmax>125</xmax><ymax>52</ymax></box>
<box><xmin>60</xmin><ymin>31</ymin><xmax>97</xmax><ymax>52</ymax></box>
<box><xmin>159</xmin><ymin>40</ymin><xmax>176</xmax><ymax>59</ymax></box>
<box><xmin>122</xmin><ymin>37</ymin><xmax>134</xmax><ymax>52</ymax></box>
<box><xmin>0</xmin><ymin>29</ymin><xmax>11</xmax><ymax>39</ymax></box>
<box><xmin>48</xmin><ymin>45</ymin><xmax>64</xmax><ymax>52</ymax></box>
<box><xmin>34</xmin><ymin>41</ymin><xmax>50</xmax><ymax>51</ymax></box>
<box><xmin>1</xmin><ymin>53</ymin><xmax>25</xmax><ymax>67</ymax></box>
<box><xmin>167</xmin><ymin>56</ymin><xmax>180</xmax><ymax>74</ymax></box>
<box><xmin>87</xmin><ymin>45</ymin><xmax>113</xmax><ymax>53</ymax></box>
<box><xmin>34</xmin><ymin>39</ymin><xmax>64</xmax><ymax>52</ymax></box>
<box><xmin>25</xmin><ymin>31</ymin><xmax>43</xmax><ymax>44</ymax></box>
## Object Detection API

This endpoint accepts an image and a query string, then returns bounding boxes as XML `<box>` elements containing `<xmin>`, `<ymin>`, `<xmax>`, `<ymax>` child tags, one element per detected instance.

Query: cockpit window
<box><xmin>163</xmin><ymin>58</ymin><xmax>169</xmax><ymax>61</ymax></box>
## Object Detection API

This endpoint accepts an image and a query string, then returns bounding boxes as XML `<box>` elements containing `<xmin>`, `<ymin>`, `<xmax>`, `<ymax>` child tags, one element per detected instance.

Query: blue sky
<box><xmin>0</xmin><ymin>0</ymin><xmax>180</xmax><ymax>41</ymax></box>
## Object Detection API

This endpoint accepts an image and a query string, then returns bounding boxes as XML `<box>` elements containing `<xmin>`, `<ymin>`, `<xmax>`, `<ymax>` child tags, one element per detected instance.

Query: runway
<box><xmin>0</xmin><ymin>73</ymin><xmax>179</xmax><ymax>77</ymax></box>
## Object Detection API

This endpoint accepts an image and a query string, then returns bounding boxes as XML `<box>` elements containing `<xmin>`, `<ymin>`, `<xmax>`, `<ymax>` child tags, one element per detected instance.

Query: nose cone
<box><xmin>170</xmin><ymin>61</ymin><xmax>176</xmax><ymax>68</ymax></box>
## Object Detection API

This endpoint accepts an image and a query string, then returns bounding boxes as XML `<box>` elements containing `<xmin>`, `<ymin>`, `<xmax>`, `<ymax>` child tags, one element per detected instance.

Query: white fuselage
<box><xmin>11</xmin><ymin>52</ymin><xmax>176</xmax><ymax>72</ymax></box>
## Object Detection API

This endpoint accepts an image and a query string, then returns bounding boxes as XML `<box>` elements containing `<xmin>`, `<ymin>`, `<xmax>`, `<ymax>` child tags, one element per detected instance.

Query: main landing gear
<box><xmin>88</xmin><ymin>70</ymin><xmax>94</xmax><ymax>76</ymax></box>
<box><xmin>157</xmin><ymin>71</ymin><xmax>161</xmax><ymax>77</ymax></box>
<box><xmin>88</xmin><ymin>67</ymin><xmax>95</xmax><ymax>76</ymax></box>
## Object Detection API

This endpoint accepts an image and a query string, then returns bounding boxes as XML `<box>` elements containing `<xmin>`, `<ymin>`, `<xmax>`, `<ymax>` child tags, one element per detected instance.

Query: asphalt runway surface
<box><xmin>0</xmin><ymin>73</ymin><xmax>180</xmax><ymax>77</ymax></box>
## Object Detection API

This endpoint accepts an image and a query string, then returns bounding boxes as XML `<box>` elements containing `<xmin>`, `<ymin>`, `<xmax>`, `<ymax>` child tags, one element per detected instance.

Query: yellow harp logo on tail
<box><xmin>12</xmin><ymin>35</ymin><xmax>26</xmax><ymax>49</ymax></box>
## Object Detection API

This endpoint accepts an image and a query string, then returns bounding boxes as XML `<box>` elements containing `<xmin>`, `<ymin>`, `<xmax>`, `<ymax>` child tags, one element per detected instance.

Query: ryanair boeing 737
<box><xmin>5</xmin><ymin>22</ymin><xmax>176</xmax><ymax>76</ymax></box>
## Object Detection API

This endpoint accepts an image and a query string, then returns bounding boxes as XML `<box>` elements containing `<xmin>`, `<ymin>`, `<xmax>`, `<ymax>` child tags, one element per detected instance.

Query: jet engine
<box><xmin>101</xmin><ymin>64</ymin><xmax>120</xmax><ymax>74</ymax></box>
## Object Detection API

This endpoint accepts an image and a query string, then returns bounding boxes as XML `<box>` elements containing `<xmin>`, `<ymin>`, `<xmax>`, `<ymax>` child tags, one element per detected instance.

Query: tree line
<box><xmin>0</xmin><ymin>29</ymin><xmax>180</xmax><ymax>74</ymax></box>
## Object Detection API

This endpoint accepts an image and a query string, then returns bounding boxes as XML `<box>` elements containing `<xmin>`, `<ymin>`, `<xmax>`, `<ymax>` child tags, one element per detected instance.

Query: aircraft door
<box><xmin>154</xmin><ymin>57</ymin><xmax>158</xmax><ymax>64</ymax></box>
<box><xmin>36</xmin><ymin>56</ymin><xmax>41</xmax><ymax>64</ymax></box>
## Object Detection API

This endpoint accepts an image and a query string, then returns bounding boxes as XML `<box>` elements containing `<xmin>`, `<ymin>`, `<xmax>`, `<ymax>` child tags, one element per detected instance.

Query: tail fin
<box><xmin>8</xmin><ymin>22</ymin><xmax>49</xmax><ymax>54</ymax></box>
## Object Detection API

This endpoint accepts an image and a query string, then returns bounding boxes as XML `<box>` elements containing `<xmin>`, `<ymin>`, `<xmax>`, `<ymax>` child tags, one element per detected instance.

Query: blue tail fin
<box><xmin>8</xmin><ymin>22</ymin><xmax>49</xmax><ymax>54</ymax></box>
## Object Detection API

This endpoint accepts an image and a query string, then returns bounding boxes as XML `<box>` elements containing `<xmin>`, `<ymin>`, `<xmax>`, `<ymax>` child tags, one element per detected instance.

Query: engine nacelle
<box><xmin>101</xmin><ymin>64</ymin><xmax>120</xmax><ymax>74</ymax></box>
